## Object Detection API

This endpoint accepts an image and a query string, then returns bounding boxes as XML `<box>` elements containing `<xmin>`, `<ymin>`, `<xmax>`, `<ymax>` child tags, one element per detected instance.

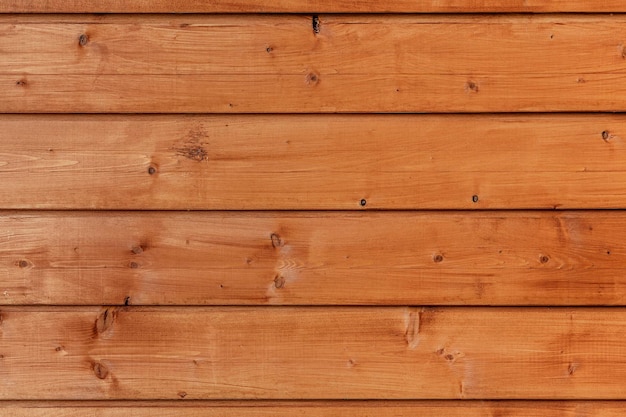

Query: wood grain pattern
<box><xmin>3</xmin><ymin>211</ymin><xmax>626</xmax><ymax>306</ymax></box>
<box><xmin>2</xmin><ymin>307</ymin><xmax>626</xmax><ymax>399</ymax></box>
<box><xmin>3</xmin><ymin>15</ymin><xmax>625</xmax><ymax>76</ymax></box>
<box><xmin>3</xmin><ymin>15</ymin><xmax>626</xmax><ymax>113</ymax></box>
<box><xmin>3</xmin><ymin>114</ymin><xmax>626</xmax><ymax>209</ymax></box>
<box><xmin>3</xmin><ymin>0</ymin><xmax>626</xmax><ymax>13</ymax></box>
<box><xmin>4</xmin><ymin>3</ymin><xmax>626</xmax><ymax>412</ymax></box>
<box><xmin>3</xmin><ymin>401</ymin><xmax>626</xmax><ymax>417</ymax></box>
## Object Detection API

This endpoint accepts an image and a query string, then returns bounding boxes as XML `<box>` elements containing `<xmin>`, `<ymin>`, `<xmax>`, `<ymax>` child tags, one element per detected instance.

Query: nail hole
<box><xmin>148</xmin><ymin>166</ymin><xmax>157</xmax><ymax>175</ymax></box>
<box><xmin>360</xmin><ymin>199</ymin><xmax>367</xmax><ymax>207</ymax></box>
<box><xmin>602</xmin><ymin>131</ymin><xmax>610</xmax><ymax>141</ymax></box>
<box><xmin>540</xmin><ymin>255</ymin><xmax>550</xmax><ymax>264</ymax></box>
<box><xmin>472</xmin><ymin>195</ymin><xmax>479</xmax><ymax>203</ymax></box>
<box><xmin>433</xmin><ymin>254</ymin><xmax>444</xmax><ymax>263</ymax></box>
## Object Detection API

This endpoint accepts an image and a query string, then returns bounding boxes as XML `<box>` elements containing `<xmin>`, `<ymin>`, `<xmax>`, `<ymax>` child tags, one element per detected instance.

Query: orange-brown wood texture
<box><xmin>2</xmin><ymin>211</ymin><xmax>626</xmax><ymax>306</ymax></box>
<box><xmin>3</xmin><ymin>15</ymin><xmax>626</xmax><ymax>113</ymax></box>
<box><xmin>3</xmin><ymin>0</ymin><xmax>626</xmax><ymax>13</ymax></box>
<box><xmin>2</xmin><ymin>1</ymin><xmax>625</xmax><ymax>415</ymax></box>
<box><xmin>2</xmin><ymin>114</ymin><xmax>626</xmax><ymax>209</ymax></box>
<box><xmin>5</xmin><ymin>401</ymin><xmax>626</xmax><ymax>417</ymax></box>
<box><xmin>2</xmin><ymin>307</ymin><xmax>626</xmax><ymax>399</ymax></box>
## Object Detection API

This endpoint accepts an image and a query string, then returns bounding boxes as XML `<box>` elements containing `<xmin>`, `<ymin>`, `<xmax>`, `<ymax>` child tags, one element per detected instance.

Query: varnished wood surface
<box><xmin>3</xmin><ymin>0</ymin><xmax>626</xmax><ymax>13</ymax></box>
<box><xmin>2</xmin><ymin>211</ymin><xmax>626</xmax><ymax>306</ymax></box>
<box><xmin>3</xmin><ymin>2</ymin><xmax>625</xmax><ymax>413</ymax></box>
<box><xmin>3</xmin><ymin>114</ymin><xmax>626</xmax><ymax>209</ymax></box>
<box><xmin>1</xmin><ymin>307</ymin><xmax>626</xmax><ymax>399</ymax></box>
<box><xmin>3</xmin><ymin>15</ymin><xmax>626</xmax><ymax>113</ymax></box>
<box><xmin>3</xmin><ymin>401</ymin><xmax>626</xmax><ymax>416</ymax></box>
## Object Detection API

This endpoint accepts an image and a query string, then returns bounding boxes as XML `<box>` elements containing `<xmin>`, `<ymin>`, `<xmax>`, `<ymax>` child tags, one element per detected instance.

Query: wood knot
<box><xmin>466</xmin><ymin>80</ymin><xmax>479</xmax><ymax>93</ymax></box>
<box><xmin>93</xmin><ymin>361</ymin><xmax>109</xmax><ymax>379</ymax></box>
<box><xmin>16</xmin><ymin>259</ymin><xmax>31</xmax><ymax>269</ymax></box>
<box><xmin>405</xmin><ymin>308</ymin><xmax>421</xmax><ymax>349</ymax></box>
<box><xmin>148</xmin><ymin>165</ymin><xmax>158</xmax><ymax>175</ymax></box>
<box><xmin>15</xmin><ymin>79</ymin><xmax>27</xmax><ymax>87</ymax></box>
<box><xmin>174</xmin><ymin>140</ymin><xmax>209</xmax><ymax>162</ymax></box>
<box><xmin>602</xmin><ymin>130</ymin><xmax>611</xmax><ymax>141</ymax></box>
<box><xmin>274</xmin><ymin>275</ymin><xmax>285</xmax><ymax>289</ymax></box>
<box><xmin>433</xmin><ymin>254</ymin><xmax>444</xmax><ymax>263</ymax></box>
<box><xmin>131</xmin><ymin>246</ymin><xmax>143</xmax><ymax>255</ymax></box>
<box><xmin>540</xmin><ymin>255</ymin><xmax>550</xmax><ymax>264</ymax></box>
<box><xmin>95</xmin><ymin>308</ymin><xmax>116</xmax><ymax>334</ymax></box>
<box><xmin>270</xmin><ymin>233</ymin><xmax>284</xmax><ymax>248</ymax></box>
<box><xmin>78</xmin><ymin>34</ymin><xmax>89</xmax><ymax>47</ymax></box>
<box><xmin>305</xmin><ymin>72</ymin><xmax>320</xmax><ymax>86</ymax></box>
<box><xmin>178</xmin><ymin>391</ymin><xmax>187</xmax><ymax>398</ymax></box>
<box><xmin>173</xmin><ymin>125</ymin><xmax>209</xmax><ymax>162</ymax></box>
<box><xmin>129</xmin><ymin>261</ymin><xmax>139</xmax><ymax>269</ymax></box>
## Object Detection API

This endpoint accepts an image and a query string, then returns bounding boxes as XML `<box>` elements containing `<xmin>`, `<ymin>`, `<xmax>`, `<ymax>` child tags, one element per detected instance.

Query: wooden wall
<box><xmin>2</xmin><ymin>1</ymin><xmax>626</xmax><ymax>415</ymax></box>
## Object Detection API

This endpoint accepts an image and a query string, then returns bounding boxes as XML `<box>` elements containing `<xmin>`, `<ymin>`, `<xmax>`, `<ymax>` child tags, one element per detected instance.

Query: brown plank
<box><xmin>9</xmin><ymin>72</ymin><xmax>626</xmax><ymax>113</ymax></box>
<box><xmin>3</xmin><ymin>211</ymin><xmax>626</xmax><ymax>306</ymax></box>
<box><xmin>2</xmin><ymin>307</ymin><xmax>626</xmax><ymax>399</ymax></box>
<box><xmin>2</xmin><ymin>114</ymin><xmax>626</xmax><ymax>209</ymax></box>
<box><xmin>3</xmin><ymin>0</ymin><xmax>626</xmax><ymax>13</ymax></box>
<box><xmin>2</xmin><ymin>15</ymin><xmax>624</xmax><ymax>76</ymax></box>
<box><xmin>3</xmin><ymin>15</ymin><xmax>626</xmax><ymax>113</ymax></box>
<box><xmin>3</xmin><ymin>401</ymin><xmax>626</xmax><ymax>417</ymax></box>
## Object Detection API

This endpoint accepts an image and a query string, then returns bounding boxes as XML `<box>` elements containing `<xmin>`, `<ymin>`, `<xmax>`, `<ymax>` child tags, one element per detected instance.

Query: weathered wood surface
<box><xmin>2</xmin><ymin>211</ymin><xmax>626</xmax><ymax>306</ymax></box>
<box><xmin>3</xmin><ymin>15</ymin><xmax>626</xmax><ymax>112</ymax></box>
<box><xmin>2</xmin><ymin>0</ymin><xmax>626</xmax><ymax>13</ymax></box>
<box><xmin>1</xmin><ymin>307</ymin><xmax>626</xmax><ymax>399</ymax></box>
<box><xmin>3</xmin><ymin>401</ymin><xmax>626</xmax><ymax>417</ymax></box>
<box><xmin>3</xmin><ymin>114</ymin><xmax>626</xmax><ymax>209</ymax></box>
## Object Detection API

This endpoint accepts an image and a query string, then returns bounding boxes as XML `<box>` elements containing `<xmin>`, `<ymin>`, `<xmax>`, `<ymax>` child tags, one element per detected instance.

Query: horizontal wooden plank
<box><xmin>3</xmin><ymin>15</ymin><xmax>626</xmax><ymax>112</ymax></box>
<box><xmin>3</xmin><ymin>114</ymin><xmax>626</xmax><ymax>209</ymax></box>
<box><xmin>3</xmin><ymin>0</ymin><xmax>626</xmax><ymax>13</ymax></box>
<box><xmin>3</xmin><ymin>401</ymin><xmax>626</xmax><ymax>417</ymax></box>
<box><xmin>2</xmin><ymin>307</ymin><xmax>626</xmax><ymax>399</ymax></box>
<box><xmin>3</xmin><ymin>15</ymin><xmax>625</xmax><ymax>76</ymax></box>
<box><xmin>3</xmin><ymin>211</ymin><xmax>626</xmax><ymax>306</ymax></box>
